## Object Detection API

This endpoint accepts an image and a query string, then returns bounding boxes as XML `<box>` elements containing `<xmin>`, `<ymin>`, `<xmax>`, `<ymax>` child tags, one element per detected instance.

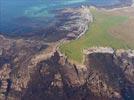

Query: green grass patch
<box><xmin>59</xmin><ymin>9</ymin><xmax>132</xmax><ymax>63</ymax></box>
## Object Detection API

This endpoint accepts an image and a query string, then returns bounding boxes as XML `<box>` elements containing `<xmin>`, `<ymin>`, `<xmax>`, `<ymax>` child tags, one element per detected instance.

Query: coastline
<box><xmin>59</xmin><ymin>0</ymin><xmax>134</xmax><ymax>41</ymax></box>
<box><xmin>103</xmin><ymin>0</ymin><xmax>134</xmax><ymax>11</ymax></box>
<box><xmin>97</xmin><ymin>0</ymin><xmax>134</xmax><ymax>11</ymax></box>
<box><xmin>60</xmin><ymin>2</ymin><xmax>133</xmax><ymax>62</ymax></box>
<box><xmin>75</xmin><ymin>0</ymin><xmax>134</xmax><ymax>40</ymax></box>
<box><xmin>1</xmin><ymin>0</ymin><xmax>134</xmax><ymax>40</ymax></box>
<box><xmin>0</xmin><ymin>1</ymin><xmax>134</xmax><ymax>100</ymax></box>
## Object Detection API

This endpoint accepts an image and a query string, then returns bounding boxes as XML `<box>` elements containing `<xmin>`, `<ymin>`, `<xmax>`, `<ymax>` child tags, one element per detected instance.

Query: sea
<box><xmin>0</xmin><ymin>0</ymin><xmax>129</xmax><ymax>36</ymax></box>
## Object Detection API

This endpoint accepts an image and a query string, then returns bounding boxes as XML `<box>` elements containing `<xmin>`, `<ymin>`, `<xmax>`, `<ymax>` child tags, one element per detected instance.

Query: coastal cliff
<box><xmin>0</xmin><ymin>0</ymin><xmax>134</xmax><ymax>100</ymax></box>
<box><xmin>0</xmin><ymin>35</ymin><xmax>133</xmax><ymax>100</ymax></box>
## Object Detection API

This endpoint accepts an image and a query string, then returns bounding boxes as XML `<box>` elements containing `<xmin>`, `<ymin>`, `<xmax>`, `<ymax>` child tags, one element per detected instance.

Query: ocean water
<box><xmin>0</xmin><ymin>0</ymin><xmax>124</xmax><ymax>36</ymax></box>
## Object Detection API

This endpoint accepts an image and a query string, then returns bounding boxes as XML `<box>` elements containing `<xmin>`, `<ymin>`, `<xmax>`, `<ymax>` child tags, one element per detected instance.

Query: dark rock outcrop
<box><xmin>23</xmin><ymin>48</ymin><xmax>134</xmax><ymax>100</ymax></box>
<box><xmin>84</xmin><ymin>47</ymin><xmax>134</xmax><ymax>100</ymax></box>
<box><xmin>0</xmin><ymin>35</ymin><xmax>48</xmax><ymax>100</ymax></box>
<box><xmin>21</xmin><ymin>48</ymin><xmax>134</xmax><ymax>100</ymax></box>
<box><xmin>0</xmin><ymin>35</ymin><xmax>134</xmax><ymax>100</ymax></box>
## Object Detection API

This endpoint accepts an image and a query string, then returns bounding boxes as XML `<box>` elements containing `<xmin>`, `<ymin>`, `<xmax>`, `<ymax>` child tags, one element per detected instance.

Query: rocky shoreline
<box><xmin>0</xmin><ymin>6</ymin><xmax>93</xmax><ymax>43</ymax></box>
<box><xmin>1</xmin><ymin>0</ymin><xmax>133</xmax><ymax>41</ymax></box>
<box><xmin>0</xmin><ymin>1</ymin><xmax>134</xmax><ymax>100</ymax></box>
<box><xmin>57</xmin><ymin>6</ymin><xmax>93</xmax><ymax>40</ymax></box>
<box><xmin>87</xmin><ymin>0</ymin><xmax>133</xmax><ymax>9</ymax></box>
<box><xmin>0</xmin><ymin>5</ymin><xmax>134</xmax><ymax>98</ymax></box>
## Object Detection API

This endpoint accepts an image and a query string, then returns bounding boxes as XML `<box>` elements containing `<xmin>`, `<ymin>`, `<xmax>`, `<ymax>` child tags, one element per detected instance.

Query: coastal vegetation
<box><xmin>59</xmin><ymin>8</ymin><xmax>134</xmax><ymax>63</ymax></box>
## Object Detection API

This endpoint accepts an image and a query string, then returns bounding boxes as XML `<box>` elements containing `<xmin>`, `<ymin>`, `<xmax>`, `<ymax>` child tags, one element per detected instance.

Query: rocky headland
<box><xmin>0</xmin><ymin>3</ymin><xmax>134</xmax><ymax>100</ymax></box>
<box><xmin>0</xmin><ymin>34</ymin><xmax>134</xmax><ymax>100</ymax></box>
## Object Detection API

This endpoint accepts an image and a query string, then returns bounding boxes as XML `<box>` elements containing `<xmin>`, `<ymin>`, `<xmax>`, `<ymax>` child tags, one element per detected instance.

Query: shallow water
<box><xmin>0</xmin><ymin>0</ymin><xmax>127</xmax><ymax>36</ymax></box>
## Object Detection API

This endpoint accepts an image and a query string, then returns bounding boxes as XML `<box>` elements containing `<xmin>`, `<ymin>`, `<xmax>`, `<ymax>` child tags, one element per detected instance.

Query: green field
<box><xmin>59</xmin><ymin>9</ymin><xmax>133</xmax><ymax>63</ymax></box>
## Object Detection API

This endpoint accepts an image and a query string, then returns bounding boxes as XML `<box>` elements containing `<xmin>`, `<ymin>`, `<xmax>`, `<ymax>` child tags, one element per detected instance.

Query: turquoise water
<box><xmin>0</xmin><ymin>0</ymin><xmax>125</xmax><ymax>36</ymax></box>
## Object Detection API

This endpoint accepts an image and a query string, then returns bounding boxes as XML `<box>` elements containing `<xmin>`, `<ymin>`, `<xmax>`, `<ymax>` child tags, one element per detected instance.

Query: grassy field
<box><xmin>59</xmin><ymin>9</ymin><xmax>134</xmax><ymax>63</ymax></box>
